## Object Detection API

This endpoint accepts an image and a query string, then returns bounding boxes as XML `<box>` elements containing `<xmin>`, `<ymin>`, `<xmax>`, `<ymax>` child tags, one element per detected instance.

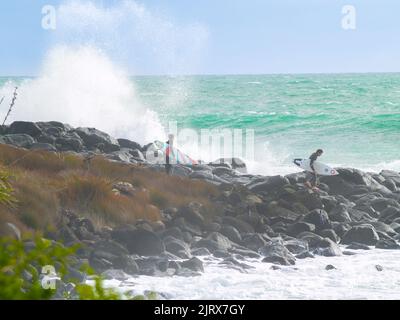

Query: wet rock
<box><xmin>247</xmin><ymin>176</ymin><xmax>289</xmax><ymax>194</ymax></box>
<box><xmin>296</xmin><ymin>251</ymin><xmax>315</xmax><ymax>259</ymax></box>
<box><xmin>343</xmin><ymin>251</ymin><xmax>357</xmax><ymax>256</ymax></box>
<box><xmin>329</xmin><ymin>204</ymin><xmax>352</xmax><ymax>223</ymax></box>
<box><xmin>259</xmin><ymin>241</ymin><xmax>296</xmax><ymax>266</ymax></box>
<box><xmin>346</xmin><ymin>242</ymin><xmax>371</xmax><ymax>250</ymax></box>
<box><xmin>241</xmin><ymin>233</ymin><xmax>269</xmax><ymax>252</ymax></box>
<box><xmin>191</xmin><ymin>247</ymin><xmax>211</xmax><ymax>257</ymax></box>
<box><xmin>302</xmin><ymin>209</ymin><xmax>332</xmax><ymax>231</ymax></box>
<box><xmin>314</xmin><ymin>238</ymin><xmax>342</xmax><ymax>257</ymax></box>
<box><xmin>298</xmin><ymin>232</ymin><xmax>324</xmax><ymax>248</ymax></box>
<box><xmin>325</xmin><ymin>265</ymin><xmax>336</xmax><ymax>271</ymax></box>
<box><xmin>284</xmin><ymin>239</ymin><xmax>309</xmax><ymax>255</ymax></box>
<box><xmin>180</xmin><ymin>257</ymin><xmax>204</xmax><ymax>273</ymax></box>
<box><xmin>319</xmin><ymin>229</ymin><xmax>339</xmax><ymax>243</ymax></box>
<box><xmin>341</xmin><ymin>224</ymin><xmax>380</xmax><ymax>246</ymax></box>
<box><xmin>375</xmin><ymin>265</ymin><xmax>384</xmax><ymax>272</ymax></box>
<box><xmin>164</xmin><ymin>237</ymin><xmax>191</xmax><ymax>258</ymax></box>
<box><xmin>213</xmin><ymin>250</ymin><xmax>231</xmax><ymax>258</ymax></box>
<box><xmin>222</xmin><ymin>216</ymin><xmax>255</xmax><ymax>234</ymax></box>
<box><xmin>375</xmin><ymin>238</ymin><xmax>400</xmax><ymax>250</ymax></box>
<box><xmin>111</xmin><ymin>227</ymin><xmax>165</xmax><ymax>256</ymax></box>
<box><xmin>220</xmin><ymin>226</ymin><xmax>242</xmax><ymax>244</ymax></box>
<box><xmin>193</xmin><ymin>232</ymin><xmax>233</xmax><ymax>252</ymax></box>
<box><xmin>379</xmin><ymin>206</ymin><xmax>400</xmax><ymax>224</ymax></box>
<box><xmin>229</xmin><ymin>247</ymin><xmax>261</xmax><ymax>259</ymax></box>
<box><xmin>287</xmin><ymin>222</ymin><xmax>316</xmax><ymax>237</ymax></box>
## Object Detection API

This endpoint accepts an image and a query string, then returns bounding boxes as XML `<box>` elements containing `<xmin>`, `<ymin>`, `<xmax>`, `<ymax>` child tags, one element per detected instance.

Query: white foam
<box><xmin>105</xmin><ymin>249</ymin><xmax>400</xmax><ymax>300</ymax></box>
<box><xmin>0</xmin><ymin>46</ymin><xmax>165</xmax><ymax>143</ymax></box>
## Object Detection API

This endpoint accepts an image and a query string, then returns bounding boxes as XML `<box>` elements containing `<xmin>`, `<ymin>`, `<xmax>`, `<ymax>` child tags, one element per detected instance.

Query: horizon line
<box><xmin>2</xmin><ymin>71</ymin><xmax>400</xmax><ymax>78</ymax></box>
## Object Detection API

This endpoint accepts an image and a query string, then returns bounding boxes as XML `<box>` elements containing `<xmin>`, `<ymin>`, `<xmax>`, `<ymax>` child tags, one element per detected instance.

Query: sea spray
<box><xmin>0</xmin><ymin>46</ymin><xmax>165</xmax><ymax>144</ymax></box>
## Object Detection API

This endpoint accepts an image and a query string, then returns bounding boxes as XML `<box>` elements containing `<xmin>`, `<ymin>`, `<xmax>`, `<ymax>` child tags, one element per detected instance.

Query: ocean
<box><xmin>1</xmin><ymin>72</ymin><xmax>400</xmax><ymax>300</ymax></box>
<box><xmin>1</xmin><ymin>72</ymin><xmax>399</xmax><ymax>176</ymax></box>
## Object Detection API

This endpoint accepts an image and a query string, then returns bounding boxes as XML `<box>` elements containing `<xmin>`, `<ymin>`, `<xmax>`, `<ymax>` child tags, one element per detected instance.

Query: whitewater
<box><xmin>104</xmin><ymin>247</ymin><xmax>400</xmax><ymax>300</ymax></box>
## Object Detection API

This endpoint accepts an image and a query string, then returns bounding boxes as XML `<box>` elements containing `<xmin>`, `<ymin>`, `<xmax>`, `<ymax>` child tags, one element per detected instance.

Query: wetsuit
<box><xmin>308</xmin><ymin>152</ymin><xmax>319</xmax><ymax>186</ymax></box>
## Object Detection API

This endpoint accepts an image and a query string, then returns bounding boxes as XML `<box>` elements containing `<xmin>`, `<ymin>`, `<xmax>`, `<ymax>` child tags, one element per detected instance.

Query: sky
<box><xmin>0</xmin><ymin>0</ymin><xmax>400</xmax><ymax>75</ymax></box>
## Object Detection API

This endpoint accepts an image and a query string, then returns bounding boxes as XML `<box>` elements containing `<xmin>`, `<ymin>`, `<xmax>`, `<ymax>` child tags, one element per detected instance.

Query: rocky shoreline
<box><xmin>1</xmin><ymin>121</ymin><xmax>400</xmax><ymax>297</ymax></box>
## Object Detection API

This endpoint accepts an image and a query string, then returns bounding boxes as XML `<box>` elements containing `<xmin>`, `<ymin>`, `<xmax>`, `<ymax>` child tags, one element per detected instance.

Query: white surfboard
<box><xmin>293</xmin><ymin>158</ymin><xmax>339</xmax><ymax>176</ymax></box>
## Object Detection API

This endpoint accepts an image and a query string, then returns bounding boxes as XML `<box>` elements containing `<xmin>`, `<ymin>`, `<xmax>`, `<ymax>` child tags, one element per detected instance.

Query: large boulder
<box><xmin>329</xmin><ymin>204</ymin><xmax>352</xmax><ymax>223</ymax></box>
<box><xmin>0</xmin><ymin>134</ymin><xmax>35</xmax><ymax>148</ymax></box>
<box><xmin>287</xmin><ymin>222</ymin><xmax>316</xmax><ymax>237</ymax></box>
<box><xmin>220</xmin><ymin>226</ymin><xmax>242</xmax><ymax>244</ymax></box>
<box><xmin>341</xmin><ymin>224</ymin><xmax>380</xmax><ymax>246</ymax></box>
<box><xmin>259</xmin><ymin>241</ymin><xmax>296</xmax><ymax>266</ymax></box>
<box><xmin>302</xmin><ymin>209</ymin><xmax>332</xmax><ymax>231</ymax></box>
<box><xmin>117</xmin><ymin>138</ymin><xmax>141</xmax><ymax>150</ymax></box>
<box><xmin>247</xmin><ymin>176</ymin><xmax>289</xmax><ymax>194</ymax></box>
<box><xmin>193</xmin><ymin>232</ymin><xmax>233</xmax><ymax>252</ymax></box>
<box><xmin>211</xmin><ymin>158</ymin><xmax>247</xmax><ymax>173</ymax></box>
<box><xmin>241</xmin><ymin>234</ymin><xmax>269</xmax><ymax>252</ymax></box>
<box><xmin>313</xmin><ymin>238</ymin><xmax>342</xmax><ymax>257</ymax></box>
<box><xmin>179</xmin><ymin>202</ymin><xmax>205</xmax><ymax>226</ymax></box>
<box><xmin>75</xmin><ymin>127</ymin><xmax>120</xmax><ymax>153</ymax></box>
<box><xmin>111</xmin><ymin>227</ymin><xmax>165</xmax><ymax>256</ymax></box>
<box><xmin>222</xmin><ymin>216</ymin><xmax>255</xmax><ymax>234</ymax></box>
<box><xmin>55</xmin><ymin>133</ymin><xmax>84</xmax><ymax>152</ymax></box>
<box><xmin>8</xmin><ymin>121</ymin><xmax>42</xmax><ymax>137</ymax></box>
<box><xmin>180</xmin><ymin>257</ymin><xmax>204</xmax><ymax>273</ymax></box>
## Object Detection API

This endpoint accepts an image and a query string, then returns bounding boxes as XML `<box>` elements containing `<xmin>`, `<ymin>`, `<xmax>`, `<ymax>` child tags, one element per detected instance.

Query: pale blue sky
<box><xmin>1</xmin><ymin>0</ymin><xmax>400</xmax><ymax>75</ymax></box>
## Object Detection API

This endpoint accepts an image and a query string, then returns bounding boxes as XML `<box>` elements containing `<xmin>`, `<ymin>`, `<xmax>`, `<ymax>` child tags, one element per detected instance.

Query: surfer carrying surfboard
<box><xmin>305</xmin><ymin>149</ymin><xmax>323</xmax><ymax>190</ymax></box>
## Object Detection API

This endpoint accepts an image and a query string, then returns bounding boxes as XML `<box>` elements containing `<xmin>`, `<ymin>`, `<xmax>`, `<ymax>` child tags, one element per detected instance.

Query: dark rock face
<box><xmin>220</xmin><ymin>226</ymin><xmax>242</xmax><ymax>244</ymax></box>
<box><xmin>341</xmin><ymin>225</ymin><xmax>380</xmax><ymax>246</ymax></box>
<box><xmin>247</xmin><ymin>176</ymin><xmax>289</xmax><ymax>194</ymax></box>
<box><xmin>303</xmin><ymin>209</ymin><xmax>332</xmax><ymax>231</ymax></box>
<box><xmin>8</xmin><ymin>121</ymin><xmax>43</xmax><ymax>137</ymax></box>
<box><xmin>287</xmin><ymin>222</ymin><xmax>316</xmax><ymax>237</ymax></box>
<box><xmin>313</xmin><ymin>238</ymin><xmax>342</xmax><ymax>257</ymax></box>
<box><xmin>117</xmin><ymin>138</ymin><xmax>141</xmax><ymax>150</ymax></box>
<box><xmin>180</xmin><ymin>257</ymin><xmax>204</xmax><ymax>273</ymax></box>
<box><xmin>346</xmin><ymin>242</ymin><xmax>371</xmax><ymax>250</ymax></box>
<box><xmin>375</xmin><ymin>239</ymin><xmax>400</xmax><ymax>250</ymax></box>
<box><xmin>179</xmin><ymin>202</ymin><xmax>205</xmax><ymax>227</ymax></box>
<box><xmin>111</xmin><ymin>227</ymin><xmax>165</xmax><ymax>256</ymax></box>
<box><xmin>75</xmin><ymin>127</ymin><xmax>120</xmax><ymax>153</ymax></box>
<box><xmin>0</xmin><ymin>134</ymin><xmax>35</xmax><ymax>148</ymax></box>
<box><xmin>259</xmin><ymin>241</ymin><xmax>296</xmax><ymax>266</ymax></box>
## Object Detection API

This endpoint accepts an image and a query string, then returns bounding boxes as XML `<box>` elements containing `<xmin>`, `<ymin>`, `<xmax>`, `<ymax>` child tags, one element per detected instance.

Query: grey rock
<box><xmin>0</xmin><ymin>134</ymin><xmax>35</xmax><ymax>148</ymax></box>
<box><xmin>8</xmin><ymin>121</ymin><xmax>42</xmax><ymax>137</ymax></box>
<box><xmin>111</xmin><ymin>227</ymin><xmax>165</xmax><ymax>256</ymax></box>
<box><xmin>341</xmin><ymin>224</ymin><xmax>380</xmax><ymax>246</ymax></box>
<box><xmin>259</xmin><ymin>241</ymin><xmax>296</xmax><ymax>266</ymax></box>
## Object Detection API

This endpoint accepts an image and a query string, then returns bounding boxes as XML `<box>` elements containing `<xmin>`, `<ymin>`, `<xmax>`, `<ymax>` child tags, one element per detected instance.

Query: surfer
<box><xmin>165</xmin><ymin>134</ymin><xmax>175</xmax><ymax>175</ymax></box>
<box><xmin>305</xmin><ymin>149</ymin><xmax>323</xmax><ymax>190</ymax></box>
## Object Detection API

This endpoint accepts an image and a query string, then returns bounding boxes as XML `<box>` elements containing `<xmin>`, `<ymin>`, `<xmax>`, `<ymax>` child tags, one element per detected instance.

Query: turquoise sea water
<box><xmin>1</xmin><ymin>73</ymin><xmax>399</xmax><ymax>174</ymax></box>
<box><xmin>135</xmin><ymin>73</ymin><xmax>400</xmax><ymax>174</ymax></box>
